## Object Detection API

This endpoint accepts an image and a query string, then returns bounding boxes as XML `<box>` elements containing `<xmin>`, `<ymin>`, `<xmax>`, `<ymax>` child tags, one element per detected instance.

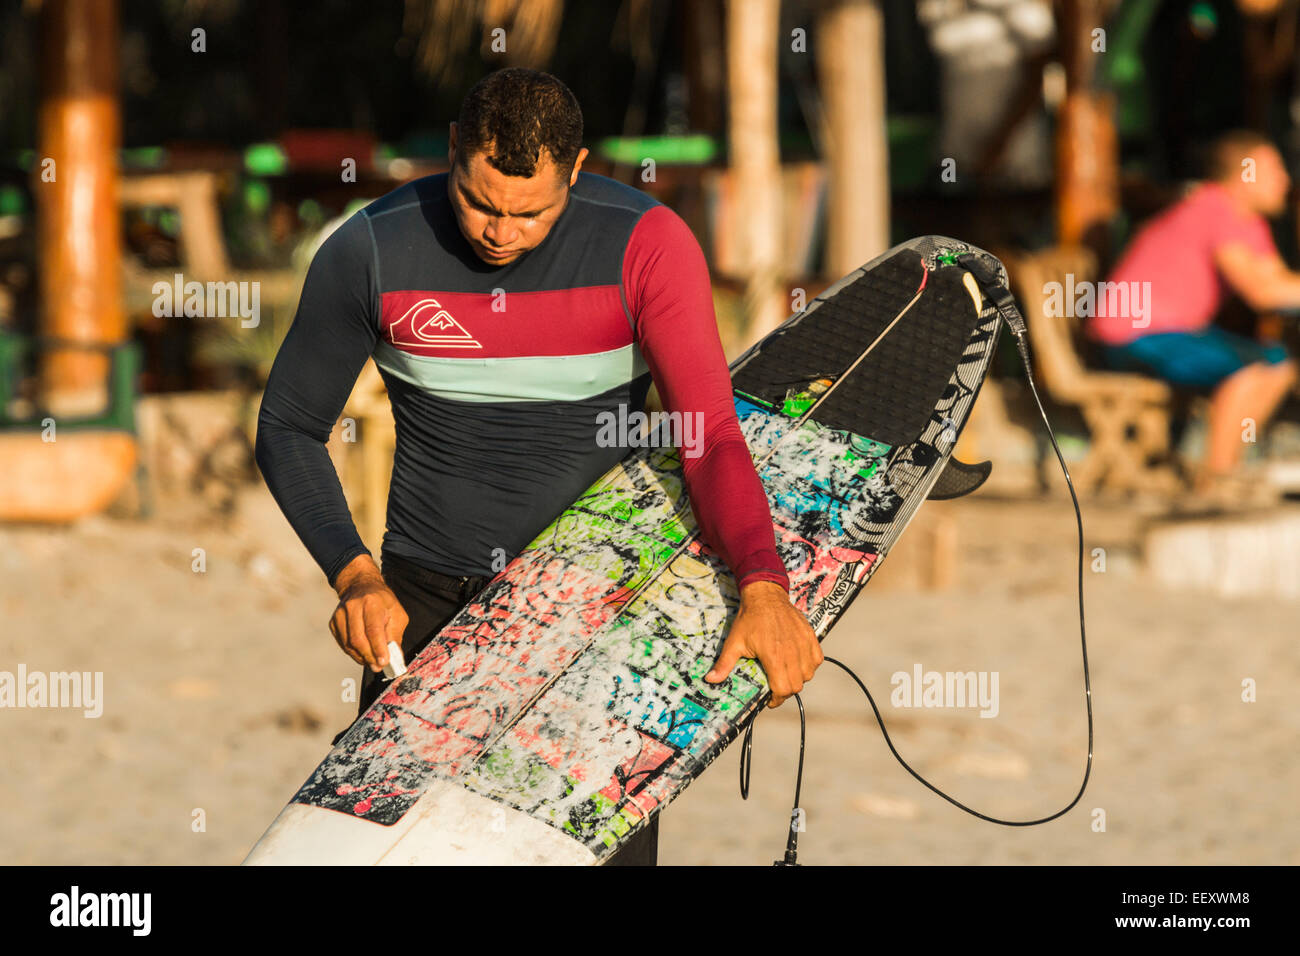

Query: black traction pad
<box><xmin>812</xmin><ymin>265</ymin><xmax>983</xmax><ymax>446</ymax></box>
<box><xmin>732</xmin><ymin>249</ymin><xmax>926</xmax><ymax>404</ymax></box>
<box><xmin>927</xmin><ymin>457</ymin><xmax>993</xmax><ymax>500</ymax></box>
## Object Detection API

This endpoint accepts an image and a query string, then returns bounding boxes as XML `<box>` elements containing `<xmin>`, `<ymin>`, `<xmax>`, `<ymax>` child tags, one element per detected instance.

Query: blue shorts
<box><xmin>1104</xmin><ymin>328</ymin><xmax>1290</xmax><ymax>389</ymax></box>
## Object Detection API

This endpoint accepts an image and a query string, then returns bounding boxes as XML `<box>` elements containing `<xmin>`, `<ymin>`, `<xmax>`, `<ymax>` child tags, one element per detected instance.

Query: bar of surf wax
<box><xmin>382</xmin><ymin>641</ymin><xmax>407</xmax><ymax>680</ymax></box>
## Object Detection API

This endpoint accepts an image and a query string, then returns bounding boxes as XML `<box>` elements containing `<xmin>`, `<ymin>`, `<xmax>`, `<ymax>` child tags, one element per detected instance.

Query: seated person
<box><xmin>1087</xmin><ymin>130</ymin><xmax>1300</xmax><ymax>491</ymax></box>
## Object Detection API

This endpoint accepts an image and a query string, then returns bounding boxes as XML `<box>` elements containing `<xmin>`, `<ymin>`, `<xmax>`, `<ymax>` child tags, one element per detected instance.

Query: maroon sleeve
<box><xmin>623</xmin><ymin>204</ymin><xmax>790</xmax><ymax>591</ymax></box>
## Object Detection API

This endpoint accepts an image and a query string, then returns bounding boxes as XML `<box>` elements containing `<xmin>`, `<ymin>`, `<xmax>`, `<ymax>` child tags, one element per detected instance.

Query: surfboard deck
<box><xmin>244</xmin><ymin>235</ymin><xmax>1007</xmax><ymax>865</ymax></box>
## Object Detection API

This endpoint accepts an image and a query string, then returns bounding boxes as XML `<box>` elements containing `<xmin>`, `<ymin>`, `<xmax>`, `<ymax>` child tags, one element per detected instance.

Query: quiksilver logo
<box><xmin>49</xmin><ymin>886</ymin><xmax>151</xmax><ymax>936</ymax></box>
<box><xmin>388</xmin><ymin>298</ymin><xmax>482</xmax><ymax>349</ymax></box>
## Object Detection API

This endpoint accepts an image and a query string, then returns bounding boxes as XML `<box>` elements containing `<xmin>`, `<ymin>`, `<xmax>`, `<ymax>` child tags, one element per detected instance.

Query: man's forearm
<box><xmin>739</xmin><ymin>578</ymin><xmax>791</xmax><ymax>606</ymax></box>
<box><xmin>254</xmin><ymin>407</ymin><xmax>371</xmax><ymax>587</ymax></box>
<box><xmin>623</xmin><ymin>202</ymin><xmax>788</xmax><ymax>592</ymax></box>
<box><xmin>683</xmin><ymin>429</ymin><xmax>790</xmax><ymax>591</ymax></box>
<box><xmin>1216</xmin><ymin>244</ymin><xmax>1300</xmax><ymax>312</ymax></box>
<box><xmin>253</xmin><ymin>209</ymin><xmax>381</xmax><ymax>586</ymax></box>
<box><xmin>334</xmin><ymin>553</ymin><xmax>385</xmax><ymax>595</ymax></box>
<box><xmin>1254</xmin><ymin>272</ymin><xmax>1300</xmax><ymax>311</ymax></box>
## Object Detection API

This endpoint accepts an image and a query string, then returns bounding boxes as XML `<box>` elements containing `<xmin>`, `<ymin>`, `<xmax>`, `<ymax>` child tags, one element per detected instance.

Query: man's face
<box><xmin>1243</xmin><ymin>145</ymin><xmax>1291</xmax><ymax>216</ymax></box>
<box><xmin>447</xmin><ymin>122</ymin><xmax>588</xmax><ymax>266</ymax></box>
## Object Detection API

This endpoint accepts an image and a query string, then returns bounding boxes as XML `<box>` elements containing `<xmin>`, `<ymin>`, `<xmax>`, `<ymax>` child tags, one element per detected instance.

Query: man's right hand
<box><xmin>329</xmin><ymin>554</ymin><xmax>409</xmax><ymax>673</ymax></box>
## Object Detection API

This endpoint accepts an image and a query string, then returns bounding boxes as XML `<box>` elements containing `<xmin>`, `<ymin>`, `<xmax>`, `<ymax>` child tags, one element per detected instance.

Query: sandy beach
<box><xmin>2</xmin><ymin>479</ymin><xmax>1294</xmax><ymax>867</ymax></box>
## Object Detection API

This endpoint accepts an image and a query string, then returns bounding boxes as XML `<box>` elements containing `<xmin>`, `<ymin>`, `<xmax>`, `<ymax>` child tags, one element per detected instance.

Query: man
<box><xmin>255</xmin><ymin>68</ymin><xmax>821</xmax><ymax>866</ymax></box>
<box><xmin>1087</xmin><ymin>130</ymin><xmax>1300</xmax><ymax>492</ymax></box>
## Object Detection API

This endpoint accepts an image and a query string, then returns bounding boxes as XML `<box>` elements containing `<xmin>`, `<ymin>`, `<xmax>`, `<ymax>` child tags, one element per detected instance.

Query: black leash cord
<box><xmin>824</xmin><ymin>326</ymin><xmax>1093</xmax><ymax>826</ymax></box>
<box><xmin>738</xmin><ymin>302</ymin><xmax>1094</xmax><ymax>839</ymax></box>
<box><xmin>739</xmin><ymin>693</ymin><xmax>806</xmax><ymax>865</ymax></box>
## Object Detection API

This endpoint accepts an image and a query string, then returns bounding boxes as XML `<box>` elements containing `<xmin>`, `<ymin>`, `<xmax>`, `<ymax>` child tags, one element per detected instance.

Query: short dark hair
<box><xmin>1206</xmin><ymin>129</ymin><xmax>1275</xmax><ymax>182</ymax></box>
<box><xmin>456</xmin><ymin>68</ymin><xmax>583</xmax><ymax>178</ymax></box>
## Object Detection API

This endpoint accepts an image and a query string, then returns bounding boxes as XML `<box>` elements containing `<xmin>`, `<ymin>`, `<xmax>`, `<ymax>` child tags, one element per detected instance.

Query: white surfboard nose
<box><xmin>242</xmin><ymin>781</ymin><xmax>600</xmax><ymax>866</ymax></box>
<box><xmin>242</xmin><ymin>803</ymin><xmax>402</xmax><ymax>865</ymax></box>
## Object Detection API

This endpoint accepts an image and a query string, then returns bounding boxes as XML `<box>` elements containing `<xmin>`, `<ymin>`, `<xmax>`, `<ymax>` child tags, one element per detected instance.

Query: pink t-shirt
<box><xmin>1087</xmin><ymin>183</ymin><xmax>1277</xmax><ymax>345</ymax></box>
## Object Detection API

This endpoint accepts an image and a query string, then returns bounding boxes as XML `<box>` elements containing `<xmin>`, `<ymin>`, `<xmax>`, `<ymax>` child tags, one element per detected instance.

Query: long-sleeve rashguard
<box><xmin>255</xmin><ymin>171</ymin><xmax>789</xmax><ymax>593</ymax></box>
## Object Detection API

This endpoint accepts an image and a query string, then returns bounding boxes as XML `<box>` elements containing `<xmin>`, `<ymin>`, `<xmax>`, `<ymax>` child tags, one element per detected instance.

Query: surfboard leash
<box><xmin>739</xmin><ymin>692</ymin><xmax>806</xmax><ymax>866</ymax></box>
<box><xmin>740</xmin><ymin>254</ymin><xmax>1094</xmax><ymax>863</ymax></box>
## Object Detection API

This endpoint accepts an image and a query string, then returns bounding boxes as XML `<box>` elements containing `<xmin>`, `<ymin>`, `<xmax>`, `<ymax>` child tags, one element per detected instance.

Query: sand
<box><xmin>1</xmin><ymin>484</ymin><xmax>1295</xmax><ymax>865</ymax></box>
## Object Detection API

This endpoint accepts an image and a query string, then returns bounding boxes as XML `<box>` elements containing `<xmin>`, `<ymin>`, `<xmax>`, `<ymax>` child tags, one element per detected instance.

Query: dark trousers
<box><xmin>349</xmin><ymin>552</ymin><xmax>659</xmax><ymax>866</ymax></box>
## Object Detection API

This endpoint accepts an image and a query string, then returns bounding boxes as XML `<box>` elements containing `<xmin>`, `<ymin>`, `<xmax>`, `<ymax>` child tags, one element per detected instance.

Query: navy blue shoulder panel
<box><xmin>568</xmin><ymin>171</ymin><xmax>659</xmax><ymax>215</ymax></box>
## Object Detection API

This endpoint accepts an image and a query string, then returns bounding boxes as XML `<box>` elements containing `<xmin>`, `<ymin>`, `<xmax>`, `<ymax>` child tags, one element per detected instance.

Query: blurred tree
<box><xmin>400</xmin><ymin>0</ymin><xmax>564</xmax><ymax>85</ymax></box>
<box><xmin>726</xmin><ymin>0</ymin><xmax>784</xmax><ymax>341</ymax></box>
<box><xmin>1056</xmin><ymin>0</ymin><xmax>1119</xmax><ymax>258</ymax></box>
<box><xmin>818</xmin><ymin>0</ymin><xmax>889</xmax><ymax>273</ymax></box>
<box><xmin>37</xmin><ymin>0</ymin><xmax>124</xmax><ymax>415</ymax></box>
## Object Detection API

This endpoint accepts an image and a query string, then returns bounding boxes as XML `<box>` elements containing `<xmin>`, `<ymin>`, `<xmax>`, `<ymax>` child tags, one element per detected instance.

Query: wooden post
<box><xmin>684</xmin><ymin>0</ymin><xmax>726</xmax><ymax>137</ymax></box>
<box><xmin>1055</xmin><ymin>0</ymin><xmax>1118</xmax><ymax>252</ymax></box>
<box><xmin>817</xmin><ymin>0</ymin><xmax>890</xmax><ymax>275</ymax></box>
<box><xmin>0</xmin><ymin>0</ymin><xmax>139</xmax><ymax>523</ymax></box>
<box><xmin>725</xmin><ymin>0</ymin><xmax>785</xmax><ymax>341</ymax></box>
<box><xmin>36</xmin><ymin>0</ymin><xmax>124</xmax><ymax>417</ymax></box>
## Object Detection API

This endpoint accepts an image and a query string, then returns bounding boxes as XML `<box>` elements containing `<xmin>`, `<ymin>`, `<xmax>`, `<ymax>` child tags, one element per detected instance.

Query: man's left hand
<box><xmin>704</xmin><ymin>580</ymin><xmax>822</xmax><ymax>708</ymax></box>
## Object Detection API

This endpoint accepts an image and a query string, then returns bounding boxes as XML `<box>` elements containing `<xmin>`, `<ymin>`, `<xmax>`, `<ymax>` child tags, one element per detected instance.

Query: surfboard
<box><xmin>243</xmin><ymin>235</ymin><xmax>1006</xmax><ymax>865</ymax></box>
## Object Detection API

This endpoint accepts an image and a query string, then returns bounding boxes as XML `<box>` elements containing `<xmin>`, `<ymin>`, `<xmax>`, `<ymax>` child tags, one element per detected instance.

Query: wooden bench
<box><xmin>1007</xmin><ymin>246</ymin><xmax>1181</xmax><ymax>495</ymax></box>
<box><xmin>118</xmin><ymin>171</ymin><xmax>301</xmax><ymax>314</ymax></box>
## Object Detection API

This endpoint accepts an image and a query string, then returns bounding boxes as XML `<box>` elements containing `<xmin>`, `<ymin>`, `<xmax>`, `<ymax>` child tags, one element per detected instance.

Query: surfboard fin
<box><xmin>927</xmin><ymin>457</ymin><xmax>992</xmax><ymax>500</ymax></box>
